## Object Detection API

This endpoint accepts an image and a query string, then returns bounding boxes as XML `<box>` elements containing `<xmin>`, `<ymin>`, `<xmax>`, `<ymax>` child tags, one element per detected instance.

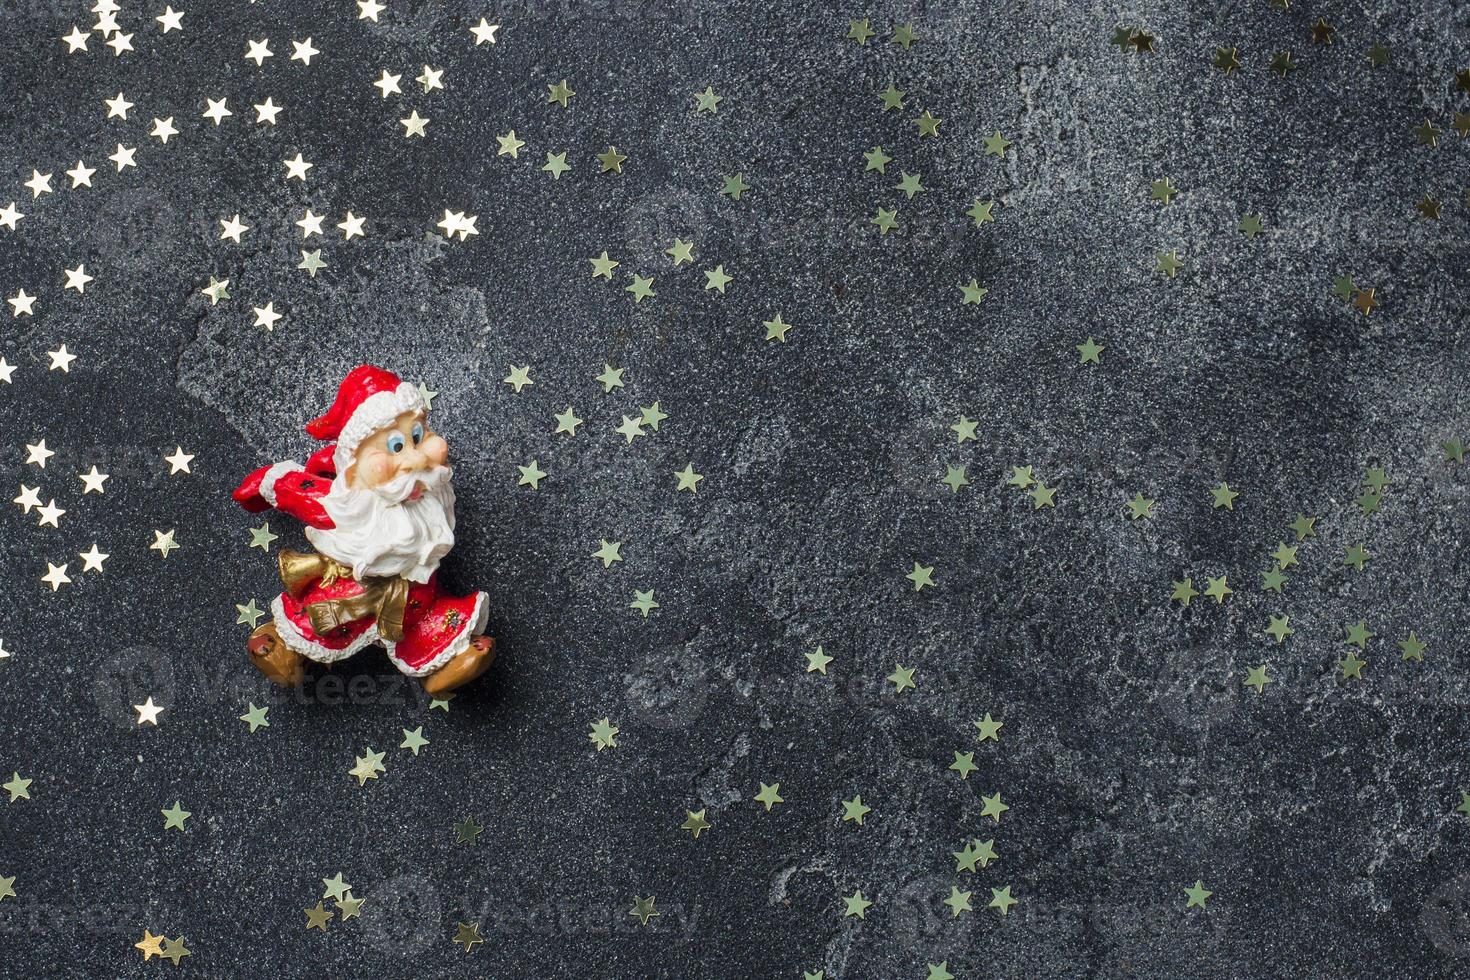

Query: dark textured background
<box><xmin>3</xmin><ymin>1</ymin><xmax>1470</xmax><ymax>977</ymax></box>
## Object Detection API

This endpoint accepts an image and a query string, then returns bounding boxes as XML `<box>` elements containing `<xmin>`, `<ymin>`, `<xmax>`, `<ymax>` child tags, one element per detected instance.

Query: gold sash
<box><xmin>277</xmin><ymin>550</ymin><xmax>409</xmax><ymax>642</ymax></box>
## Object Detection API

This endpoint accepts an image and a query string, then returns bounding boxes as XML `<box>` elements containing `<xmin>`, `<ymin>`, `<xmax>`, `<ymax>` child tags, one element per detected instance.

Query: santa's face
<box><xmin>349</xmin><ymin>410</ymin><xmax>449</xmax><ymax>497</ymax></box>
<box><xmin>304</xmin><ymin>409</ymin><xmax>458</xmax><ymax>583</ymax></box>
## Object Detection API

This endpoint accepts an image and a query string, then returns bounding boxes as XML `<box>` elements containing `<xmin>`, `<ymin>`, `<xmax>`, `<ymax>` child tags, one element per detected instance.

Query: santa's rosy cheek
<box><xmin>367</xmin><ymin>455</ymin><xmax>395</xmax><ymax>485</ymax></box>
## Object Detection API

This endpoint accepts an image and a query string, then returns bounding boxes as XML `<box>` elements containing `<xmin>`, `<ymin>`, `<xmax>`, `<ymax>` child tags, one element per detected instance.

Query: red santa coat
<box><xmin>234</xmin><ymin>444</ymin><xmax>488</xmax><ymax>677</ymax></box>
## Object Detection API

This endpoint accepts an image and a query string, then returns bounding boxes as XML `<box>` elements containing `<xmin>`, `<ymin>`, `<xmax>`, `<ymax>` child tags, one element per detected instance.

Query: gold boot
<box><xmin>422</xmin><ymin>636</ymin><xmax>496</xmax><ymax>697</ymax></box>
<box><xmin>247</xmin><ymin>623</ymin><xmax>307</xmax><ymax>687</ymax></box>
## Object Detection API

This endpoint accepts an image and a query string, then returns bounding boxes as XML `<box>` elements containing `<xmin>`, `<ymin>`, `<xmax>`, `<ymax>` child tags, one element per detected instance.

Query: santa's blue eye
<box><xmin>387</xmin><ymin>434</ymin><xmax>405</xmax><ymax>454</ymax></box>
<box><xmin>411</xmin><ymin>423</ymin><xmax>424</xmax><ymax>445</ymax></box>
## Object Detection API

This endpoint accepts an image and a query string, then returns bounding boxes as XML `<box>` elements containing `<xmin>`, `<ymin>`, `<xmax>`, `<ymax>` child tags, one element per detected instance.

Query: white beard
<box><xmin>306</xmin><ymin>465</ymin><xmax>457</xmax><ymax>583</ymax></box>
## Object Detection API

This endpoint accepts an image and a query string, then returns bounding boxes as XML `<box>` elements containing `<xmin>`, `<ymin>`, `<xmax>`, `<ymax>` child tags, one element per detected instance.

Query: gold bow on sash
<box><xmin>277</xmin><ymin>550</ymin><xmax>410</xmax><ymax>642</ymax></box>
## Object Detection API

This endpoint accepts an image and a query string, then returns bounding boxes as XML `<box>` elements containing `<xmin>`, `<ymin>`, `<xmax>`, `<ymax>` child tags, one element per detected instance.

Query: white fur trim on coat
<box><xmin>259</xmin><ymin>461</ymin><xmax>305</xmax><ymax>507</ymax></box>
<box><xmin>384</xmin><ymin>590</ymin><xmax>490</xmax><ymax>678</ymax></box>
<box><xmin>332</xmin><ymin>383</ymin><xmax>426</xmax><ymax>475</ymax></box>
<box><xmin>271</xmin><ymin>594</ymin><xmax>382</xmax><ymax>664</ymax></box>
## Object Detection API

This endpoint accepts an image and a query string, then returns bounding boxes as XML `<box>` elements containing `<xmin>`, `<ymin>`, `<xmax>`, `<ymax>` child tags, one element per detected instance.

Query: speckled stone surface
<box><xmin>3</xmin><ymin>1</ymin><xmax>1470</xmax><ymax>977</ymax></box>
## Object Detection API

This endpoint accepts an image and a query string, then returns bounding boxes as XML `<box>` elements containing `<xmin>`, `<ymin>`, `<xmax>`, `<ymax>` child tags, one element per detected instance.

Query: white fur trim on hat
<box><xmin>259</xmin><ymin>461</ymin><xmax>304</xmax><ymax>507</ymax></box>
<box><xmin>332</xmin><ymin>382</ymin><xmax>426</xmax><ymax>474</ymax></box>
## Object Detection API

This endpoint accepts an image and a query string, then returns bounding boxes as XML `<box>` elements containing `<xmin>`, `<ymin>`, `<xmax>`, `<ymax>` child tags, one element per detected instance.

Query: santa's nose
<box><xmin>418</xmin><ymin>434</ymin><xmax>448</xmax><ymax>466</ymax></box>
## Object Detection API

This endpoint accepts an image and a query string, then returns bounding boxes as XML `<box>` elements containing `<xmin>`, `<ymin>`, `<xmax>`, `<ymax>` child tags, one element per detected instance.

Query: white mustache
<box><xmin>372</xmin><ymin>464</ymin><xmax>452</xmax><ymax>504</ymax></box>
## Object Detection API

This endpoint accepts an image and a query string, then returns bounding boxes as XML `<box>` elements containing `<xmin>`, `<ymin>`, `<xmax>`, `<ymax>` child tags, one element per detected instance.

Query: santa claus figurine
<box><xmin>233</xmin><ymin>365</ymin><xmax>494</xmax><ymax>696</ymax></box>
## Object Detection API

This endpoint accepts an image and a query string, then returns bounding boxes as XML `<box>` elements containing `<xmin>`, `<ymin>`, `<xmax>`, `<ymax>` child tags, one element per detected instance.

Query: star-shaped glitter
<box><xmin>468</xmin><ymin>17</ymin><xmax>499</xmax><ymax>44</ymax></box>
<box><xmin>504</xmin><ymin>365</ymin><xmax>533</xmax><ymax>392</ymax></box>
<box><xmin>629</xmin><ymin>896</ymin><xmax>659</xmax><ymax>926</ymax></box>
<box><xmin>630</xmin><ymin>590</ymin><xmax>660</xmax><ymax>617</ymax></box>
<box><xmin>591</xmin><ymin>540</ymin><xmax>623</xmax><ymax>568</ymax></box>
<box><xmin>914</xmin><ymin>110</ymin><xmax>942</xmax><ymax>137</ymax></box>
<box><xmin>805</xmin><ymin>645</ymin><xmax>833</xmax><ymax>674</ymax></box>
<box><xmin>1154</xmin><ymin>250</ymin><xmax>1183</xmax><ymax>278</ymax></box>
<box><xmin>984</xmin><ymin>131</ymin><xmax>1012</xmax><ymax>156</ymax></box>
<box><xmin>1244</xmin><ymin>665</ymin><xmax>1273</xmax><ymax>693</ymax></box>
<box><xmin>973</xmin><ymin>714</ymin><xmax>1003</xmax><ymax>742</ymax></box>
<box><xmin>135</xmin><ymin>930</ymin><xmax>164</xmax><ymax>960</ymax></box>
<box><xmin>719</xmin><ymin>173</ymin><xmax>751</xmax><ymax>200</ymax></box>
<box><xmin>161</xmin><ymin>800</ymin><xmax>190</xmax><ymax>831</ymax></box>
<box><xmin>517</xmin><ymin>461</ymin><xmax>546</xmax><ymax>489</ymax></box>
<box><xmin>239</xmin><ymin>703</ymin><xmax>270</xmax><ymax>732</ymax></box>
<box><xmin>452</xmin><ymin>922</ymin><xmax>483</xmax><ymax>952</ymax></box>
<box><xmin>547</xmin><ymin>79</ymin><xmax>574</xmax><ymax>107</ymax></box>
<box><xmin>871</xmin><ymin>207</ymin><xmax>899</xmax><ymax>234</ymax></box>
<box><xmin>958</xmin><ymin>279</ymin><xmax>988</xmax><ymax>305</ymax></box>
<box><xmin>160</xmin><ymin>938</ymin><xmax>190</xmax><ymax>965</ymax></box>
<box><xmin>704</xmin><ymin>265</ymin><xmax>733</xmax><ymax>293</ymax></box>
<box><xmin>842</xmin><ymin>890</ymin><xmax>872</xmax><ymax>918</ymax></box>
<box><xmin>1007</xmin><ymin>466</ymin><xmax>1035</xmax><ymax>488</ymax></box>
<box><xmin>151</xmin><ymin>529</ymin><xmax>180</xmax><ymax>558</ymax></box>
<box><xmin>966</xmin><ymin>198</ymin><xmax>996</xmax><ymax>227</ymax></box>
<box><xmin>989</xmin><ymin>886</ymin><xmax>1018</xmax><ymax>915</ymax></box>
<box><xmin>626</xmin><ymin>275</ymin><xmax>656</xmax><ymax>302</ymax></box>
<box><xmin>906</xmin><ymin>562</ymin><xmax>935</xmax><ymax>591</ymax></box>
<box><xmin>679</xmin><ymin>808</ymin><xmax>711</xmax><ymax>839</ymax></box>
<box><xmin>597</xmin><ymin>146</ymin><xmax>628</xmax><ymax>174</ymax></box>
<box><xmin>674</xmin><ymin>464</ymin><xmax>703</xmax><ymax>492</ymax></box>
<box><xmin>1266</xmin><ymin>615</ymin><xmax>1293</xmax><ymax>644</ymax></box>
<box><xmin>304</xmin><ymin>903</ymin><xmax>333</xmax><ymax>931</ymax></box>
<box><xmin>942</xmin><ymin>886</ymin><xmax>972</xmax><ymax>917</ymax></box>
<box><xmin>693</xmin><ymin>86</ymin><xmax>722</xmax><ymax>113</ymax></box>
<box><xmin>841</xmin><ymin>795</ymin><xmax>871</xmax><ymax>825</ymax></box>
<box><xmin>980</xmin><ymin>792</ymin><xmax>1009</xmax><ymax>822</ymax></box>
<box><xmin>616</xmin><ymin>416</ymin><xmax>647</xmax><ymax>443</ymax></box>
<box><xmin>887</xmin><ymin>664</ymin><xmax>916</xmax><ymax>693</ymax></box>
<box><xmin>950</xmin><ymin>752</ymin><xmax>976</xmax><ymax>779</ymax></box>
<box><xmin>1211</xmin><ymin>482</ymin><xmax>1239</xmax><ymax>509</ymax></box>
<box><xmin>349</xmin><ymin>747</ymin><xmax>386</xmax><ymax>785</ymax></box>
<box><xmin>400</xmin><ymin>726</ymin><xmax>429</xmax><ymax>754</ymax></box>
<box><xmin>862</xmin><ymin>146</ymin><xmax>892</xmax><ymax>174</ymax></box>
<box><xmin>1203</xmin><ymin>575</ymin><xmax>1232</xmax><ymax>603</ymax></box>
<box><xmin>3</xmin><ymin>773</ymin><xmax>31</xmax><ymax>802</ymax></box>
<box><xmin>755</xmin><ymin>782</ymin><xmax>784</xmax><ymax>811</ymax></box>
<box><xmin>597</xmin><ymin>364</ymin><xmax>625</xmax><ymax>392</ymax></box>
<box><xmin>454</xmin><ymin>816</ymin><xmax>484</xmax><ymax>844</ymax></box>
<box><xmin>1077</xmin><ymin>337</ymin><xmax>1103</xmax><ymax>364</ymax></box>
<box><xmin>846</xmin><ymin>19</ymin><xmax>875</xmax><ymax>44</ymax></box>
<box><xmin>247</xmin><ymin>523</ymin><xmax>278</xmax><ymax>552</ymax></box>
<box><xmin>1343</xmin><ymin>544</ymin><xmax>1371</xmax><ymax>571</ymax></box>
<box><xmin>1288</xmin><ymin>513</ymin><xmax>1317</xmax><ymax>540</ymax></box>
<box><xmin>639</xmin><ymin>402</ymin><xmax>668</xmax><ymax>431</ymax></box>
<box><xmin>1184</xmin><ymin>881</ymin><xmax>1212</xmax><ymax>909</ymax></box>
<box><xmin>1125</xmin><ymin>493</ymin><xmax>1155</xmax><ymax>520</ymax></box>
<box><xmin>235</xmin><ymin>599</ymin><xmax>265</xmax><ymax>629</ymax></box>
<box><xmin>590</xmin><ymin>252</ymin><xmax>619</xmax><ymax>279</ymax></box>
<box><xmin>1343</xmin><ymin>620</ymin><xmax>1374</xmax><ymax>650</ymax></box>
<box><xmin>1399</xmin><ymin>632</ymin><xmax>1427</xmax><ymax>662</ymax></box>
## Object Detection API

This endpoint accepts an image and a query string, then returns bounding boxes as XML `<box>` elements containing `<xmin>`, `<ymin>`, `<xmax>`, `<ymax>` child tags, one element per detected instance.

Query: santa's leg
<box><xmin>246</xmin><ymin>623</ymin><xmax>307</xmax><ymax>687</ymax></box>
<box><xmin>422</xmin><ymin>636</ymin><xmax>496</xmax><ymax>697</ymax></box>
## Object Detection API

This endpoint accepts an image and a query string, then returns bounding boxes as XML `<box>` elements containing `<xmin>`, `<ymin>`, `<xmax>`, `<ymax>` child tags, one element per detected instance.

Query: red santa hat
<box><xmin>306</xmin><ymin>365</ymin><xmax>426</xmax><ymax>474</ymax></box>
